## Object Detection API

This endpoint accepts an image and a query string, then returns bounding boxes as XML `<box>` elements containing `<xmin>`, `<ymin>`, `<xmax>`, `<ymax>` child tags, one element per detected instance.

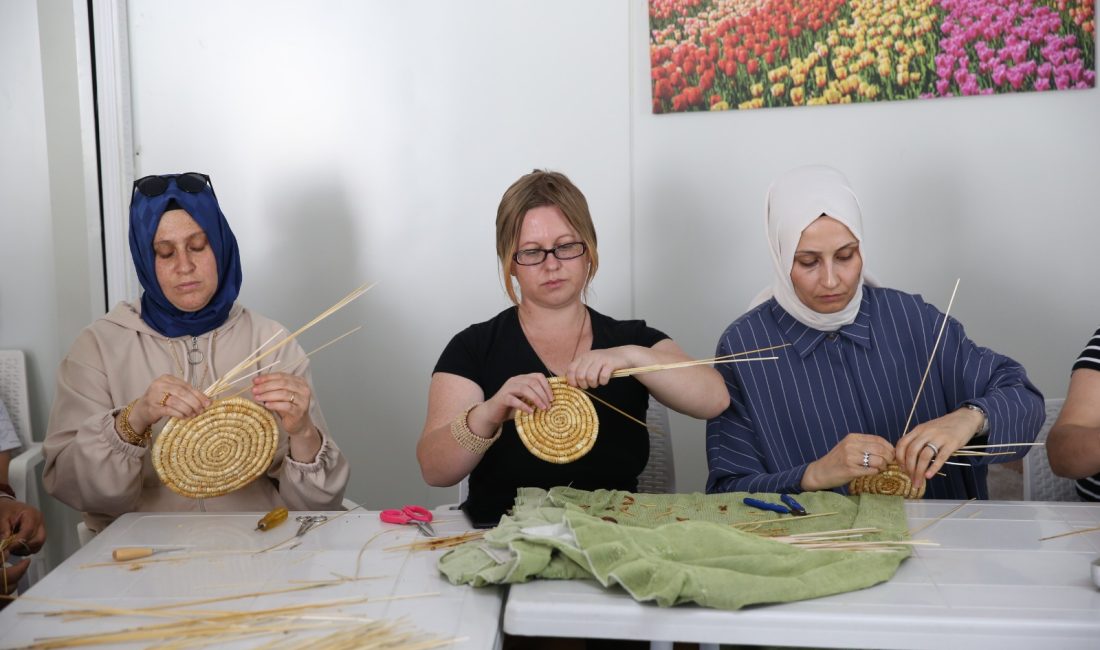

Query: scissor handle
<box><xmin>402</xmin><ymin>505</ymin><xmax>432</xmax><ymax>523</ymax></box>
<box><xmin>742</xmin><ymin>497</ymin><xmax>790</xmax><ymax>514</ymax></box>
<box><xmin>379</xmin><ymin>509</ymin><xmax>411</xmax><ymax>525</ymax></box>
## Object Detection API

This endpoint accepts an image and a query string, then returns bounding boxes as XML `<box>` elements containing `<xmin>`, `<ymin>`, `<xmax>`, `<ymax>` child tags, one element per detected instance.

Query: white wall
<box><xmin>1</xmin><ymin>1</ymin><xmax>59</xmax><ymax>455</ymax></box>
<box><xmin>125</xmin><ymin>0</ymin><xmax>633</xmax><ymax>508</ymax></box>
<box><xmin>84</xmin><ymin>0</ymin><xmax>1100</xmax><ymax>518</ymax></box>
<box><xmin>628</xmin><ymin>2</ymin><xmax>1100</xmax><ymax>490</ymax></box>
<box><xmin>1</xmin><ymin>0</ymin><xmax>103</xmax><ymax>566</ymax></box>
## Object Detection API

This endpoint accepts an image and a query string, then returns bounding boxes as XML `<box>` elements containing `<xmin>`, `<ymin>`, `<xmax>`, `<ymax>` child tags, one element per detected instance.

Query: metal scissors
<box><xmin>379</xmin><ymin>504</ymin><xmax>436</xmax><ymax>537</ymax></box>
<box><xmin>743</xmin><ymin>494</ymin><xmax>807</xmax><ymax>516</ymax></box>
<box><xmin>295</xmin><ymin>514</ymin><xmax>328</xmax><ymax>538</ymax></box>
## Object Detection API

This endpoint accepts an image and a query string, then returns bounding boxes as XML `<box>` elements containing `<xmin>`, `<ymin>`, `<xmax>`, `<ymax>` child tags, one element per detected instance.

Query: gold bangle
<box><xmin>119</xmin><ymin>400</ymin><xmax>152</xmax><ymax>447</ymax></box>
<box><xmin>450</xmin><ymin>403</ymin><xmax>498</xmax><ymax>455</ymax></box>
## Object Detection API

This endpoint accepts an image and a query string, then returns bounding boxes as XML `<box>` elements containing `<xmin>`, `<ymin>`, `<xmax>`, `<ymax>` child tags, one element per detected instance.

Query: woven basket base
<box><xmin>515</xmin><ymin>378</ymin><xmax>599</xmax><ymax>464</ymax></box>
<box><xmin>848</xmin><ymin>462</ymin><xmax>926</xmax><ymax>499</ymax></box>
<box><xmin>153</xmin><ymin>397</ymin><xmax>278</xmax><ymax>499</ymax></box>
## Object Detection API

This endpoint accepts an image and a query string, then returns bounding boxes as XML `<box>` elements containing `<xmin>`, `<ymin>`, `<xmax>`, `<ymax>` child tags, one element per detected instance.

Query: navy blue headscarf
<box><xmin>128</xmin><ymin>175</ymin><xmax>243</xmax><ymax>337</ymax></box>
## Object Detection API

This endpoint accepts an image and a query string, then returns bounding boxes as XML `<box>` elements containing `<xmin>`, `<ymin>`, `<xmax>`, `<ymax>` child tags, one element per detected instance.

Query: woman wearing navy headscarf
<box><xmin>44</xmin><ymin>173</ymin><xmax>349</xmax><ymax>533</ymax></box>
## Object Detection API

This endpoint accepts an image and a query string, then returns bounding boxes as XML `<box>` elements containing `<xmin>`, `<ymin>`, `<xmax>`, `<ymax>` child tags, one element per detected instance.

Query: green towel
<box><xmin>438</xmin><ymin>487</ymin><xmax>911</xmax><ymax>610</ymax></box>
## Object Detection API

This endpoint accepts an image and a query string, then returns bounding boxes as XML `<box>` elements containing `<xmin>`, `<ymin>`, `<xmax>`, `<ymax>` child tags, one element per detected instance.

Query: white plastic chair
<box><xmin>76</xmin><ymin>521</ymin><xmax>96</xmax><ymax>546</ymax></box>
<box><xmin>637</xmin><ymin>397</ymin><xmax>676</xmax><ymax>494</ymax></box>
<box><xmin>0</xmin><ymin>350</ymin><xmax>46</xmax><ymax>585</ymax></box>
<box><xmin>1022</xmin><ymin>398</ymin><xmax>1079</xmax><ymax>502</ymax></box>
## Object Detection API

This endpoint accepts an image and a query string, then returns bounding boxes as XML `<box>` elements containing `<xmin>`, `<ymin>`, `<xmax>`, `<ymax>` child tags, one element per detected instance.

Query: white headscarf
<box><xmin>750</xmin><ymin>165</ymin><xmax>873</xmax><ymax>331</ymax></box>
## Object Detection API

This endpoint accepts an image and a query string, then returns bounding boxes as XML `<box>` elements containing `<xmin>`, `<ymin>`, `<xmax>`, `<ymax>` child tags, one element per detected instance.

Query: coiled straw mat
<box><xmin>153</xmin><ymin>397</ymin><xmax>279</xmax><ymax>499</ymax></box>
<box><xmin>514</xmin><ymin>377</ymin><xmax>599</xmax><ymax>464</ymax></box>
<box><xmin>848</xmin><ymin>462</ymin><xmax>926</xmax><ymax>499</ymax></box>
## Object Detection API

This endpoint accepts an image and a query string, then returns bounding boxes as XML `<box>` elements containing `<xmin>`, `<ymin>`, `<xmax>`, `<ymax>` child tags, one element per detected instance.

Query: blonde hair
<box><xmin>495</xmin><ymin>170</ymin><xmax>599</xmax><ymax>305</ymax></box>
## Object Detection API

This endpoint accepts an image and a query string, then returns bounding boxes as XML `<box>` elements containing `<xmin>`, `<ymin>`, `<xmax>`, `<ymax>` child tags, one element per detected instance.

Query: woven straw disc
<box><xmin>848</xmin><ymin>462</ymin><xmax>926</xmax><ymax>499</ymax></box>
<box><xmin>515</xmin><ymin>377</ymin><xmax>599</xmax><ymax>464</ymax></box>
<box><xmin>153</xmin><ymin>397</ymin><xmax>278</xmax><ymax>499</ymax></box>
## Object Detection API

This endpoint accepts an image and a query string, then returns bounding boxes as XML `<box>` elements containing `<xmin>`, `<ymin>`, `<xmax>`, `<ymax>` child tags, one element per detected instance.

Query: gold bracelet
<box><xmin>450</xmin><ymin>403</ymin><xmax>499</xmax><ymax>455</ymax></box>
<box><xmin>118</xmin><ymin>400</ymin><xmax>152</xmax><ymax>447</ymax></box>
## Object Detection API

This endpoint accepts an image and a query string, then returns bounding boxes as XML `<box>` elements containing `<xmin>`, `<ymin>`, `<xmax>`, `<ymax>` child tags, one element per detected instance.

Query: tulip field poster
<box><xmin>649</xmin><ymin>0</ymin><xmax>1096</xmax><ymax>113</ymax></box>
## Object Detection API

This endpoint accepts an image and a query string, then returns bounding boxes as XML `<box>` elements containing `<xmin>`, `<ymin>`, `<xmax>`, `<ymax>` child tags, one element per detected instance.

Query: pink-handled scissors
<box><xmin>379</xmin><ymin>504</ymin><xmax>436</xmax><ymax>537</ymax></box>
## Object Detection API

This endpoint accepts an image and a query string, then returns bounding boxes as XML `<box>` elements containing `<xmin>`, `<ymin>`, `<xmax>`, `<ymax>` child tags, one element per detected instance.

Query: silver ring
<box><xmin>924</xmin><ymin>442</ymin><xmax>940</xmax><ymax>460</ymax></box>
<box><xmin>861</xmin><ymin>451</ymin><xmax>871</xmax><ymax>468</ymax></box>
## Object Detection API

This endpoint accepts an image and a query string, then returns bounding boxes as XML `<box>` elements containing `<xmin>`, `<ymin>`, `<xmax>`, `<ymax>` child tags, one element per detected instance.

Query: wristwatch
<box><xmin>964</xmin><ymin>403</ymin><xmax>989</xmax><ymax>437</ymax></box>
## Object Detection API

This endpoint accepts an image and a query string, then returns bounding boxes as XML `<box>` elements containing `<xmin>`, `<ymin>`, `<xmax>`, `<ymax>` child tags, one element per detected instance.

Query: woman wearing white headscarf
<box><xmin>706</xmin><ymin>165</ymin><xmax>1043</xmax><ymax>499</ymax></box>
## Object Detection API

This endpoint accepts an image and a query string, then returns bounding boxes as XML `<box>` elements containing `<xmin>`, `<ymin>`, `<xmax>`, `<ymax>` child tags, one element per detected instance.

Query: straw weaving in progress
<box><xmin>515</xmin><ymin>377</ymin><xmax>599</xmax><ymax>464</ymax></box>
<box><xmin>153</xmin><ymin>397</ymin><xmax>278</xmax><ymax>498</ymax></box>
<box><xmin>848</xmin><ymin>462</ymin><xmax>926</xmax><ymax>499</ymax></box>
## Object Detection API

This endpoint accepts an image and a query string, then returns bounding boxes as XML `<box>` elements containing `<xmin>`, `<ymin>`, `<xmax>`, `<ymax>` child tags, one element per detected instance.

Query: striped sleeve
<box><xmin>1072</xmin><ymin>327</ymin><xmax>1100</xmax><ymax>501</ymax></box>
<box><xmin>1072</xmin><ymin>328</ymin><xmax>1100</xmax><ymax>373</ymax></box>
<box><xmin>705</xmin><ymin>314</ymin><xmax>809</xmax><ymax>495</ymax></box>
<box><xmin>932</xmin><ymin>303</ymin><xmax>1045</xmax><ymax>465</ymax></box>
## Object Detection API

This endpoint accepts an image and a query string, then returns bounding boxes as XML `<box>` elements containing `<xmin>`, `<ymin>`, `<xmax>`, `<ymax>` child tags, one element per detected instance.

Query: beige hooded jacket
<box><xmin>44</xmin><ymin>301</ymin><xmax>350</xmax><ymax>532</ymax></box>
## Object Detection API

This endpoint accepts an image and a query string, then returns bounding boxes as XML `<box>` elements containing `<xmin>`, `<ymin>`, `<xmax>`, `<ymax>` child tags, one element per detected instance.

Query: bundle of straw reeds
<box><xmin>152</xmin><ymin>283</ymin><xmax>373</xmax><ymax>498</ymax></box>
<box><xmin>514</xmin><ymin>344</ymin><xmax>785</xmax><ymax>464</ymax></box>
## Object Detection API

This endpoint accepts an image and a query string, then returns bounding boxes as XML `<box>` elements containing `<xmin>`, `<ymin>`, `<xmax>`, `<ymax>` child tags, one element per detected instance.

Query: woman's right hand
<box><xmin>126</xmin><ymin>374</ymin><xmax>212</xmax><ymax>434</ymax></box>
<box><xmin>801</xmin><ymin>433</ymin><xmax>896</xmax><ymax>491</ymax></box>
<box><xmin>479</xmin><ymin>373</ymin><xmax>555</xmax><ymax>431</ymax></box>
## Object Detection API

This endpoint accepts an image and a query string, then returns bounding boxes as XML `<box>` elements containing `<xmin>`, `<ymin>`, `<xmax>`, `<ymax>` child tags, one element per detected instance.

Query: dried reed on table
<box><xmin>908</xmin><ymin>498</ymin><xmax>976</xmax><ymax>537</ymax></box>
<box><xmin>384</xmin><ymin>531</ymin><xmax>486</xmax><ymax>553</ymax></box>
<box><xmin>255</xmin><ymin>504</ymin><xmax>365</xmax><ymax>554</ymax></box>
<box><xmin>17</xmin><ymin>593</ymin><xmax>453</xmax><ymax>650</ymax></box>
<box><xmin>1039</xmin><ymin>524</ymin><xmax>1100</xmax><ymax>542</ymax></box>
<box><xmin>770</xmin><ymin>527</ymin><xmax>936</xmax><ymax>553</ymax></box>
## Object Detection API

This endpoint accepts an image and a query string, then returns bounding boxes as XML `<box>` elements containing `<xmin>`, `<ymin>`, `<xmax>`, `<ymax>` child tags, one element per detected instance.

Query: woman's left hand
<box><xmin>252</xmin><ymin>373</ymin><xmax>314</xmax><ymax>436</ymax></box>
<box><xmin>565</xmin><ymin>347</ymin><xmax>638</xmax><ymax>390</ymax></box>
<box><xmin>0</xmin><ymin>499</ymin><xmax>46</xmax><ymax>557</ymax></box>
<box><xmin>895</xmin><ymin>408</ymin><xmax>984</xmax><ymax>490</ymax></box>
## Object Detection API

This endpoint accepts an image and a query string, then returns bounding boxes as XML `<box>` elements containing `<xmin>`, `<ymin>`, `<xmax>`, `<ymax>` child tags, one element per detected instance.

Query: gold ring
<box><xmin>159</xmin><ymin>392</ymin><xmax>171</xmax><ymax>407</ymax></box>
<box><xmin>290</xmin><ymin>394</ymin><xmax>296</xmax><ymax>405</ymax></box>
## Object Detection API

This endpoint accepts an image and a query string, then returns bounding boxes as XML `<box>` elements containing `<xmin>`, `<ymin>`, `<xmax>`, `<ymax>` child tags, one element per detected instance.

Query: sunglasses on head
<box><xmin>133</xmin><ymin>172</ymin><xmax>215</xmax><ymax>198</ymax></box>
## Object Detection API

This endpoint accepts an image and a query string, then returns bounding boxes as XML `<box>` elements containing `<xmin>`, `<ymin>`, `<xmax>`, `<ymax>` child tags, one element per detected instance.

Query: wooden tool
<box><xmin>112</xmin><ymin>546</ymin><xmax>184</xmax><ymax>562</ymax></box>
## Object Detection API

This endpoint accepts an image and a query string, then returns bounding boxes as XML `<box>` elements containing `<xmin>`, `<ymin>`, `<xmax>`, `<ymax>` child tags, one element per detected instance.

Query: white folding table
<box><xmin>0</xmin><ymin>509</ymin><xmax>502</xmax><ymax>649</ymax></box>
<box><xmin>503</xmin><ymin>500</ymin><xmax>1100</xmax><ymax>649</ymax></box>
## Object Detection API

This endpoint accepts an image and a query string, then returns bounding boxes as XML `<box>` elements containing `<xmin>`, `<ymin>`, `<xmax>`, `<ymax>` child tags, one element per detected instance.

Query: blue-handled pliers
<box><xmin>743</xmin><ymin>494</ymin><xmax>808</xmax><ymax>516</ymax></box>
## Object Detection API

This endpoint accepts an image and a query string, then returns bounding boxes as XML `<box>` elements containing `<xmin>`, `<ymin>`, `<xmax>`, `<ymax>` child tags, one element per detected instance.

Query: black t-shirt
<box><xmin>434</xmin><ymin>306</ymin><xmax>669</xmax><ymax>524</ymax></box>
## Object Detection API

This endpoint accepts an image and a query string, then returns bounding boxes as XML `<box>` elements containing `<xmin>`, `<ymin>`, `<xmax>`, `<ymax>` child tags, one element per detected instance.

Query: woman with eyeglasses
<box><xmin>417</xmin><ymin>170</ymin><xmax>728</xmax><ymax>526</ymax></box>
<box><xmin>43</xmin><ymin>173</ymin><xmax>349</xmax><ymax>534</ymax></box>
<box><xmin>705</xmin><ymin>165</ymin><xmax>1043</xmax><ymax>500</ymax></box>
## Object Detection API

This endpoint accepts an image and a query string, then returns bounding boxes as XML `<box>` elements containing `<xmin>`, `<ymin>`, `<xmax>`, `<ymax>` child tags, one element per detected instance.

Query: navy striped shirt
<box><xmin>706</xmin><ymin>287</ymin><xmax>1044</xmax><ymax>499</ymax></box>
<box><xmin>1070</xmin><ymin>327</ymin><xmax>1100</xmax><ymax>501</ymax></box>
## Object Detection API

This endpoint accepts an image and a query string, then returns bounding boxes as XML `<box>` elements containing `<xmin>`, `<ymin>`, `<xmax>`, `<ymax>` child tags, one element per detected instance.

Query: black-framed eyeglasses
<box><xmin>513</xmin><ymin>241</ymin><xmax>587</xmax><ymax>266</ymax></box>
<box><xmin>133</xmin><ymin>172</ymin><xmax>216</xmax><ymax>199</ymax></box>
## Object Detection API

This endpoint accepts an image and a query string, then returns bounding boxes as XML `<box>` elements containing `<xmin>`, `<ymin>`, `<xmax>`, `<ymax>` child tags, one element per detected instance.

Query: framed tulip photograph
<box><xmin>648</xmin><ymin>0</ymin><xmax>1096</xmax><ymax>113</ymax></box>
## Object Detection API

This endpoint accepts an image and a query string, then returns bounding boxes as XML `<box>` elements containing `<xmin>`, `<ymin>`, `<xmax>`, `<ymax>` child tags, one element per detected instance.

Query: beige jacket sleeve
<box><xmin>262</xmin><ymin>337</ymin><xmax>351</xmax><ymax>510</ymax></box>
<box><xmin>43</xmin><ymin>330</ymin><xmax>147</xmax><ymax>516</ymax></box>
